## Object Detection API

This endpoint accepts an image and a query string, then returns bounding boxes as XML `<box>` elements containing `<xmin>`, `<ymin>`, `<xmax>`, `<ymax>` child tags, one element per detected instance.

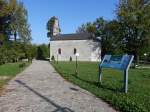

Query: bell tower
<box><xmin>53</xmin><ymin>17</ymin><xmax>60</xmax><ymax>36</ymax></box>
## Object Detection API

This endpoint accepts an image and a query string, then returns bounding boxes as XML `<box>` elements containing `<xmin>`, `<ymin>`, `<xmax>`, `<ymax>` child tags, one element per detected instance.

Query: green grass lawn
<box><xmin>0</xmin><ymin>62</ymin><xmax>30</xmax><ymax>94</ymax></box>
<box><xmin>52</xmin><ymin>61</ymin><xmax>150</xmax><ymax>112</ymax></box>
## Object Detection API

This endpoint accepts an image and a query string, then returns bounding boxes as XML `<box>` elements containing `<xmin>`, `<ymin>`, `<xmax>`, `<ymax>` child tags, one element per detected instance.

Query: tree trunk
<box><xmin>136</xmin><ymin>55</ymin><xmax>140</xmax><ymax>65</ymax></box>
<box><xmin>133</xmin><ymin>52</ymin><xmax>140</xmax><ymax>68</ymax></box>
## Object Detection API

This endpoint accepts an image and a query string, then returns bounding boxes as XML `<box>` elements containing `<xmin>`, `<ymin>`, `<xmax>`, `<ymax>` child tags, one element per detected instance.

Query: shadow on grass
<box><xmin>70</xmin><ymin>73</ymin><xmax>123</xmax><ymax>93</ymax></box>
<box><xmin>15</xmin><ymin>80</ymin><xmax>74</xmax><ymax>112</ymax></box>
<box><xmin>52</xmin><ymin>65</ymin><xmax>123</xmax><ymax>93</ymax></box>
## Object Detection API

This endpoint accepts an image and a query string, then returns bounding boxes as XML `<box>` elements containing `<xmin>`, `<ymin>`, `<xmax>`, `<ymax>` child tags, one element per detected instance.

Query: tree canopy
<box><xmin>36</xmin><ymin>44</ymin><xmax>49</xmax><ymax>60</ymax></box>
<box><xmin>76</xmin><ymin>0</ymin><xmax>150</xmax><ymax>63</ymax></box>
<box><xmin>0</xmin><ymin>0</ymin><xmax>33</xmax><ymax>64</ymax></box>
<box><xmin>76</xmin><ymin>22</ymin><xmax>96</xmax><ymax>34</ymax></box>
<box><xmin>117</xmin><ymin>0</ymin><xmax>150</xmax><ymax>63</ymax></box>
<box><xmin>0</xmin><ymin>0</ymin><xmax>31</xmax><ymax>42</ymax></box>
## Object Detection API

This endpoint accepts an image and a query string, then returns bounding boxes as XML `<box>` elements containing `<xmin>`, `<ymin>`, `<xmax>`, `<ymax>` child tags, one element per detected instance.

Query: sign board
<box><xmin>98</xmin><ymin>54</ymin><xmax>134</xmax><ymax>93</ymax></box>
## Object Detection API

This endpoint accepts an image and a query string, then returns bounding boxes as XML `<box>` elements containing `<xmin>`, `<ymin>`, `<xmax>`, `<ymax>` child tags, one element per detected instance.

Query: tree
<box><xmin>94</xmin><ymin>18</ymin><xmax>124</xmax><ymax>57</ymax></box>
<box><xmin>0</xmin><ymin>0</ymin><xmax>12</xmax><ymax>41</ymax></box>
<box><xmin>116</xmin><ymin>0</ymin><xmax>150</xmax><ymax>64</ymax></box>
<box><xmin>36</xmin><ymin>44</ymin><xmax>49</xmax><ymax>60</ymax></box>
<box><xmin>77</xmin><ymin>17</ymin><xmax>123</xmax><ymax>58</ymax></box>
<box><xmin>76</xmin><ymin>22</ymin><xmax>96</xmax><ymax>34</ymax></box>
<box><xmin>8</xmin><ymin>0</ymin><xmax>31</xmax><ymax>42</ymax></box>
<box><xmin>76</xmin><ymin>24</ymin><xmax>87</xmax><ymax>33</ymax></box>
<box><xmin>0</xmin><ymin>0</ymin><xmax>31</xmax><ymax>43</ymax></box>
<box><xmin>0</xmin><ymin>0</ymin><xmax>33</xmax><ymax>64</ymax></box>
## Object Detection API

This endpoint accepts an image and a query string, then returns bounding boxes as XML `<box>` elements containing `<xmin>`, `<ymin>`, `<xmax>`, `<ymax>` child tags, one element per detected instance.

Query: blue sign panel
<box><xmin>98</xmin><ymin>54</ymin><xmax>134</xmax><ymax>93</ymax></box>
<box><xmin>100</xmin><ymin>54</ymin><xmax>133</xmax><ymax>70</ymax></box>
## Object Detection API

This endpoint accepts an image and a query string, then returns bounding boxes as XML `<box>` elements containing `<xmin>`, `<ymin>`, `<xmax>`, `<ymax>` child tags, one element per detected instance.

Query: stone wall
<box><xmin>50</xmin><ymin>40</ymin><xmax>101</xmax><ymax>62</ymax></box>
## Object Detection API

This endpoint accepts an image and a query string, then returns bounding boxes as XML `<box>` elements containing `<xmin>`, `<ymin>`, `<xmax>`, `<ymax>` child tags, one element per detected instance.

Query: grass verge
<box><xmin>0</xmin><ymin>62</ymin><xmax>30</xmax><ymax>95</ymax></box>
<box><xmin>52</xmin><ymin>61</ymin><xmax>150</xmax><ymax>112</ymax></box>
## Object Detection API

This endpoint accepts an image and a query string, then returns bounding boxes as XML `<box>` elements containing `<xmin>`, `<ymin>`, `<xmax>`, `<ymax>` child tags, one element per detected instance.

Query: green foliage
<box><xmin>77</xmin><ymin>18</ymin><xmax>124</xmax><ymax>57</ymax></box>
<box><xmin>0</xmin><ymin>0</ymin><xmax>31</xmax><ymax>42</ymax></box>
<box><xmin>24</xmin><ymin>44</ymin><xmax>37</xmax><ymax>62</ymax></box>
<box><xmin>0</xmin><ymin>42</ymin><xmax>37</xmax><ymax>64</ymax></box>
<box><xmin>77</xmin><ymin>1</ymin><xmax>150</xmax><ymax>63</ymax></box>
<box><xmin>116</xmin><ymin>0</ymin><xmax>150</xmax><ymax>64</ymax></box>
<box><xmin>36</xmin><ymin>44</ymin><xmax>49</xmax><ymax>60</ymax></box>
<box><xmin>0</xmin><ymin>0</ymin><xmax>11</xmax><ymax>41</ymax></box>
<box><xmin>76</xmin><ymin>22</ymin><xmax>96</xmax><ymax>34</ymax></box>
<box><xmin>52</xmin><ymin>62</ymin><xmax>150</xmax><ymax>112</ymax></box>
<box><xmin>69</xmin><ymin>56</ymin><xmax>72</xmax><ymax>62</ymax></box>
<box><xmin>0</xmin><ymin>0</ymin><xmax>34</xmax><ymax>65</ymax></box>
<box><xmin>51</xmin><ymin>55</ymin><xmax>55</xmax><ymax>61</ymax></box>
<box><xmin>95</xmin><ymin>18</ymin><xmax>124</xmax><ymax>57</ymax></box>
<box><xmin>9</xmin><ymin>0</ymin><xmax>32</xmax><ymax>42</ymax></box>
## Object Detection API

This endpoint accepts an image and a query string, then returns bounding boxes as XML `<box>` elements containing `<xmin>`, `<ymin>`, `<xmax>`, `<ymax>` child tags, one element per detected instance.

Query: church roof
<box><xmin>50</xmin><ymin>33</ymin><xmax>93</xmax><ymax>41</ymax></box>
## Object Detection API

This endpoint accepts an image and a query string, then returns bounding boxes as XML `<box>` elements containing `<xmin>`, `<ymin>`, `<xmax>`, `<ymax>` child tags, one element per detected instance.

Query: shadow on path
<box><xmin>15</xmin><ymin>80</ymin><xmax>74</xmax><ymax>112</ymax></box>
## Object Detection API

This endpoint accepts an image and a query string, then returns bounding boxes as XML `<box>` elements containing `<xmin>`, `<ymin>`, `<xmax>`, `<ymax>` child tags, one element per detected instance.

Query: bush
<box><xmin>19</xmin><ymin>63</ymin><xmax>26</xmax><ymax>68</ymax></box>
<box><xmin>70</xmin><ymin>56</ymin><xmax>72</xmax><ymax>62</ymax></box>
<box><xmin>0</xmin><ymin>42</ymin><xmax>36</xmax><ymax>65</ymax></box>
<box><xmin>51</xmin><ymin>55</ymin><xmax>55</xmax><ymax>61</ymax></box>
<box><xmin>36</xmin><ymin>44</ymin><xmax>49</xmax><ymax>60</ymax></box>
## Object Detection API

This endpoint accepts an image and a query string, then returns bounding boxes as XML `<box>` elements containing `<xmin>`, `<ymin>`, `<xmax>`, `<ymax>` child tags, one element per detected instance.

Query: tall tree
<box><xmin>36</xmin><ymin>44</ymin><xmax>49</xmax><ymax>60</ymax></box>
<box><xmin>76</xmin><ymin>22</ymin><xmax>96</xmax><ymax>34</ymax></box>
<box><xmin>76</xmin><ymin>24</ymin><xmax>88</xmax><ymax>33</ymax></box>
<box><xmin>94</xmin><ymin>17</ymin><xmax>123</xmax><ymax>57</ymax></box>
<box><xmin>0</xmin><ymin>0</ymin><xmax>12</xmax><ymax>42</ymax></box>
<box><xmin>117</xmin><ymin>0</ymin><xmax>150</xmax><ymax>64</ymax></box>
<box><xmin>8</xmin><ymin>0</ymin><xmax>31</xmax><ymax>42</ymax></box>
<box><xmin>77</xmin><ymin>17</ymin><xmax>123</xmax><ymax>57</ymax></box>
<box><xmin>0</xmin><ymin>0</ymin><xmax>33</xmax><ymax>64</ymax></box>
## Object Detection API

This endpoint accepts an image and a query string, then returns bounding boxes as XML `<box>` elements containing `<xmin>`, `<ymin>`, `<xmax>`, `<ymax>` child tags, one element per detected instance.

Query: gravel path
<box><xmin>0</xmin><ymin>60</ymin><xmax>116</xmax><ymax>112</ymax></box>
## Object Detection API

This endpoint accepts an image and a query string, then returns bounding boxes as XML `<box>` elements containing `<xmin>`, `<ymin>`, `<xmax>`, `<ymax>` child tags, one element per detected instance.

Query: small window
<box><xmin>74</xmin><ymin>48</ymin><xmax>77</xmax><ymax>54</ymax></box>
<box><xmin>58</xmin><ymin>48</ymin><xmax>61</xmax><ymax>55</ymax></box>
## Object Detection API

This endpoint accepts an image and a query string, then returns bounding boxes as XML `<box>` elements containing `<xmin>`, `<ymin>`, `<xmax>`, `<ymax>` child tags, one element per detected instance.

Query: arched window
<box><xmin>74</xmin><ymin>48</ymin><xmax>77</xmax><ymax>54</ymax></box>
<box><xmin>58</xmin><ymin>48</ymin><xmax>61</xmax><ymax>55</ymax></box>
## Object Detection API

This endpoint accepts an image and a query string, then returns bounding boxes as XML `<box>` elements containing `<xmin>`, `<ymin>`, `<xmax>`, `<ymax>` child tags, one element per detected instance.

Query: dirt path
<box><xmin>0</xmin><ymin>60</ymin><xmax>116</xmax><ymax>112</ymax></box>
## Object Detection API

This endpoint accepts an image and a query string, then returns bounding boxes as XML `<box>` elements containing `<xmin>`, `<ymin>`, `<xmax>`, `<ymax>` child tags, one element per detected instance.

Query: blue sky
<box><xmin>21</xmin><ymin>0</ymin><xmax>118</xmax><ymax>44</ymax></box>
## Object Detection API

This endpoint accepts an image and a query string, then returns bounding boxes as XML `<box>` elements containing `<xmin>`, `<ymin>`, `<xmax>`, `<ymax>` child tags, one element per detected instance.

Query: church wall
<box><xmin>50</xmin><ymin>40</ymin><xmax>101</xmax><ymax>62</ymax></box>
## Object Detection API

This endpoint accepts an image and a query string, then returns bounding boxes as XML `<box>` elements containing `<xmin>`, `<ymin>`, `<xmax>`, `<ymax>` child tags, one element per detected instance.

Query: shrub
<box><xmin>51</xmin><ymin>55</ymin><xmax>55</xmax><ymax>61</ymax></box>
<box><xmin>70</xmin><ymin>56</ymin><xmax>72</xmax><ymax>62</ymax></box>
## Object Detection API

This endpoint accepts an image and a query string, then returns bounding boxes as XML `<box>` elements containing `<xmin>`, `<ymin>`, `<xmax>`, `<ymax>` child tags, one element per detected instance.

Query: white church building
<box><xmin>50</xmin><ymin>17</ymin><xmax>101</xmax><ymax>62</ymax></box>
